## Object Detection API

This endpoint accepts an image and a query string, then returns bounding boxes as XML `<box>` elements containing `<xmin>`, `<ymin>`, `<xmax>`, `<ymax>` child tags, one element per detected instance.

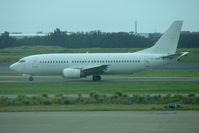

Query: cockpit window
<box><xmin>18</xmin><ymin>60</ymin><xmax>26</xmax><ymax>63</ymax></box>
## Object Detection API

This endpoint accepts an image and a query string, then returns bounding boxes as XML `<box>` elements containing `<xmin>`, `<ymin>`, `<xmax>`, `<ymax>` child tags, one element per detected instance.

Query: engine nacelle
<box><xmin>63</xmin><ymin>68</ymin><xmax>81</xmax><ymax>79</ymax></box>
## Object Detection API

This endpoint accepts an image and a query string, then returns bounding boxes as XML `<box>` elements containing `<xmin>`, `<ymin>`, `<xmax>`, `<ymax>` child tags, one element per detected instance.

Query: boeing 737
<box><xmin>9</xmin><ymin>21</ymin><xmax>188</xmax><ymax>81</ymax></box>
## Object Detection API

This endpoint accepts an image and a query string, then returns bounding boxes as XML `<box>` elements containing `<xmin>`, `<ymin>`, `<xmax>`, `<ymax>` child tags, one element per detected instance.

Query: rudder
<box><xmin>137</xmin><ymin>21</ymin><xmax>183</xmax><ymax>54</ymax></box>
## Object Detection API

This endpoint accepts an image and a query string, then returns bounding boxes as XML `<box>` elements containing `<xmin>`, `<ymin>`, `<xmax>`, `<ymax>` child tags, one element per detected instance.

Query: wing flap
<box><xmin>82</xmin><ymin>65</ymin><xmax>109</xmax><ymax>76</ymax></box>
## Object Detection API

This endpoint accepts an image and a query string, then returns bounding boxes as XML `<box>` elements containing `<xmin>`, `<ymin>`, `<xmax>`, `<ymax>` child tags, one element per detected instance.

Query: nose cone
<box><xmin>9</xmin><ymin>63</ymin><xmax>16</xmax><ymax>71</ymax></box>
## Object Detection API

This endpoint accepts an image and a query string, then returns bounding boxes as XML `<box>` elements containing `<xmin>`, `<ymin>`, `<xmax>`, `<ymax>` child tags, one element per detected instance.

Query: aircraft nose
<box><xmin>9</xmin><ymin>63</ymin><xmax>16</xmax><ymax>71</ymax></box>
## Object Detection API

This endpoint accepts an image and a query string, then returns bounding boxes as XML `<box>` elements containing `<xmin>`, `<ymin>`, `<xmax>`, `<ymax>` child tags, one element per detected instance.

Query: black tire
<box><xmin>98</xmin><ymin>75</ymin><xmax>101</xmax><ymax>81</ymax></box>
<box><xmin>28</xmin><ymin>76</ymin><xmax>33</xmax><ymax>81</ymax></box>
<box><xmin>92</xmin><ymin>75</ymin><xmax>101</xmax><ymax>81</ymax></box>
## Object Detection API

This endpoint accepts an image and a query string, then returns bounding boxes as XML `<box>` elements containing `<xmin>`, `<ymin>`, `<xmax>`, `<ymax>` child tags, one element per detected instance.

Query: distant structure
<box><xmin>132</xmin><ymin>19</ymin><xmax>161</xmax><ymax>38</ymax></box>
<box><xmin>7</xmin><ymin>31</ymin><xmax>74</xmax><ymax>39</ymax></box>
<box><xmin>9</xmin><ymin>32</ymin><xmax>48</xmax><ymax>39</ymax></box>
<box><xmin>133</xmin><ymin>19</ymin><xmax>149</xmax><ymax>38</ymax></box>
<box><xmin>135</xmin><ymin>19</ymin><xmax>137</xmax><ymax>35</ymax></box>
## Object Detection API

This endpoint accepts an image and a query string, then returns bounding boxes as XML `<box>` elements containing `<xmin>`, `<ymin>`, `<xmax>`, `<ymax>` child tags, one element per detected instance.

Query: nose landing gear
<box><xmin>22</xmin><ymin>74</ymin><xmax>33</xmax><ymax>81</ymax></box>
<box><xmin>28</xmin><ymin>76</ymin><xmax>33</xmax><ymax>81</ymax></box>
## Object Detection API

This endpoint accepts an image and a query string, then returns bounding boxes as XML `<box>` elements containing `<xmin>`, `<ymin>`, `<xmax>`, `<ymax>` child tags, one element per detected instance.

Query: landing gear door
<box><xmin>32</xmin><ymin>56</ymin><xmax>38</xmax><ymax>68</ymax></box>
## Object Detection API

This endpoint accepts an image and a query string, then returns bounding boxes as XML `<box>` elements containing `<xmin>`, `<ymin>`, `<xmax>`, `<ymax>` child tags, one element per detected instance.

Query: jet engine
<box><xmin>63</xmin><ymin>68</ymin><xmax>82</xmax><ymax>78</ymax></box>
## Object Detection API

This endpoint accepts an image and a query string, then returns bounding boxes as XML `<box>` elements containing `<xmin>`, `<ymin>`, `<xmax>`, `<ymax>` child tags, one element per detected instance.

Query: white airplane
<box><xmin>9</xmin><ymin>21</ymin><xmax>188</xmax><ymax>81</ymax></box>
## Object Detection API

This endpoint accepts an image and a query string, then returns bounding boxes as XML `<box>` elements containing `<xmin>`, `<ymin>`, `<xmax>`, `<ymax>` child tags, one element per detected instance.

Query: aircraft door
<box><xmin>32</xmin><ymin>56</ymin><xmax>38</xmax><ymax>68</ymax></box>
<box><xmin>144</xmin><ymin>58</ymin><xmax>151</xmax><ymax>69</ymax></box>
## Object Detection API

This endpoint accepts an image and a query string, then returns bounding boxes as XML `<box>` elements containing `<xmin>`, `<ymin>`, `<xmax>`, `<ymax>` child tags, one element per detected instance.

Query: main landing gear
<box><xmin>92</xmin><ymin>75</ymin><xmax>101</xmax><ymax>81</ymax></box>
<box><xmin>28</xmin><ymin>76</ymin><xmax>33</xmax><ymax>81</ymax></box>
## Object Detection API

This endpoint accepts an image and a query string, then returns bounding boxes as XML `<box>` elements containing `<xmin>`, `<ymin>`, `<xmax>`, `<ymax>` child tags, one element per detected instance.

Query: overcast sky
<box><xmin>0</xmin><ymin>0</ymin><xmax>199</xmax><ymax>33</ymax></box>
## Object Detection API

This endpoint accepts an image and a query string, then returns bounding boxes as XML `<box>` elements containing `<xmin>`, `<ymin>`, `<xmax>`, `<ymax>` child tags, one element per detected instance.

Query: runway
<box><xmin>0</xmin><ymin>75</ymin><xmax>199</xmax><ymax>83</ymax></box>
<box><xmin>0</xmin><ymin>111</ymin><xmax>199</xmax><ymax>133</ymax></box>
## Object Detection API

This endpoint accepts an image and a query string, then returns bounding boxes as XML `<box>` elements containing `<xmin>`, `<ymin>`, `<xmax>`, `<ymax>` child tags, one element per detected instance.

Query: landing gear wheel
<box><xmin>92</xmin><ymin>75</ymin><xmax>101</xmax><ymax>81</ymax></box>
<box><xmin>28</xmin><ymin>76</ymin><xmax>33</xmax><ymax>81</ymax></box>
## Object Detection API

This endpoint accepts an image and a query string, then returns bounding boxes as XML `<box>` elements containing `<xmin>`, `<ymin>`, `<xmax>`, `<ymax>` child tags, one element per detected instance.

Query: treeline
<box><xmin>0</xmin><ymin>92</ymin><xmax>198</xmax><ymax>106</ymax></box>
<box><xmin>0</xmin><ymin>29</ymin><xmax>199</xmax><ymax>49</ymax></box>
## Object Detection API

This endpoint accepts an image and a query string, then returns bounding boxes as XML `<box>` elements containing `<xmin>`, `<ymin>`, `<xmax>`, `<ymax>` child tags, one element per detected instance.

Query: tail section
<box><xmin>137</xmin><ymin>21</ymin><xmax>183</xmax><ymax>54</ymax></box>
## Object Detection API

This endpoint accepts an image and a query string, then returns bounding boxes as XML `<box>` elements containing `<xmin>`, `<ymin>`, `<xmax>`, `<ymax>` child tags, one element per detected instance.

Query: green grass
<box><xmin>0</xmin><ymin>81</ymin><xmax>198</xmax><ymax>94</ymax></box>
<box><xmin>130</xmin><ymin>71</ymin><xmax>199</xmax><ymax>77</ymax></box>
<box><xmin>0</xmin><ymin>45</ymin><xmax>199</xmax><ymax>64</ymax></box>
<box><xmin>0</xmin><ymin>104</ymin><xmax>199</xmax><ymax>112</ymax></box>
<box><xmin>0</xmin><ymin>73</ymin><xmax>21</xmax><ymax>76</ymax></box>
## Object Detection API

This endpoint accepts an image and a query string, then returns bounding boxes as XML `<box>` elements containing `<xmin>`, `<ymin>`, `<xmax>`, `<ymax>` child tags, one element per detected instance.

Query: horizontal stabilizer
<box><xmin>161</xmin><ymin>52</ymin><xmax>189</xmax><ymax>60</ymax></box>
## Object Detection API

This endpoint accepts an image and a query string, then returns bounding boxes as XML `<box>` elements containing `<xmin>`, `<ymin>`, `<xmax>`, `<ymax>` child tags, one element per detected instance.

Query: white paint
<box><xmin>9</xmin><ymin>21</ymin><xmax>188</xmax><ymax>81</ymax></box>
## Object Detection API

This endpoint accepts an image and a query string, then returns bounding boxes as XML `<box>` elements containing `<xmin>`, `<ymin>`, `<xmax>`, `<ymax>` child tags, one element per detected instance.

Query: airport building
<box><xmin>9</xmin><ymin>32</ymin><xmax>48</xmax><ymax>39</ymax></box>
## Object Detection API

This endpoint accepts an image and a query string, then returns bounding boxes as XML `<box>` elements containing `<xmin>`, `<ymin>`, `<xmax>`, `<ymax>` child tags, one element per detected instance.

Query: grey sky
<box><xmin>0</xmin><ymin>0</ymin><xmax>199</xmax><ymax>33</ymax></box>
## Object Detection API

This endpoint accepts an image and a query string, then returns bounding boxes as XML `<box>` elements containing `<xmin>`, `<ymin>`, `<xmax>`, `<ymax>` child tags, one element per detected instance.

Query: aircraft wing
<box><xmin>82</xmin><ymin>65</ymin><xmax>109</xmax><ymax>76</ymax></box>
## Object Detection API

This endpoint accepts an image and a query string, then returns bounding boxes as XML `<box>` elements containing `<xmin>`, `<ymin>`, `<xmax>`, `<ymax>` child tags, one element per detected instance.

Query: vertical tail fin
<box><xmin>137</xmin><ymin>21</ymin><xmax>183</xmax><ymax>54</ymax></box>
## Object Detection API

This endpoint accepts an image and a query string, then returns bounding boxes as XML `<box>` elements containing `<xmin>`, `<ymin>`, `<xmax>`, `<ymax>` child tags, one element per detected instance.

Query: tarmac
<box><xmin>0</xmin><ymin>111</ymin><xmax>199</xmax><ymax>133</ymax></box>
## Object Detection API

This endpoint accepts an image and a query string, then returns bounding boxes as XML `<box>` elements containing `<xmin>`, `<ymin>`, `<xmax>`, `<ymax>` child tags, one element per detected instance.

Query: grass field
<box><xmin>0</xmin><ymin>104</ymin><xmax>199</xmax><ymax>112</ymax></box>
<box><xmin>0</xmin><ymin>81</ymin><xmax>198</xmax><ymax>94</ymax></box>
<box><xmin>131</xmin><ymin>71</ymin><xmax>199</xmax><ymax>77</ymax></box>
<box><xmin>0</xmin><ymin>45</ymin><xmax>199</xmax><ymax>64</ymax></box>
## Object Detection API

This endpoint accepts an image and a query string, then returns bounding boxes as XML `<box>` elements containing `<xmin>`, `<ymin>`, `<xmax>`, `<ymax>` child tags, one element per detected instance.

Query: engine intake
<box><xmin>63</xmin><ymin>68</ymin><xmax>81</xmax><ymax>78</ymax></box>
